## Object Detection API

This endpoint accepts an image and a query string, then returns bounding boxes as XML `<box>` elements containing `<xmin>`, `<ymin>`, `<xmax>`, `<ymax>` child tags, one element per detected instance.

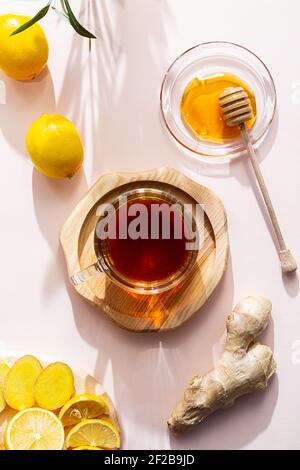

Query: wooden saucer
<box><xmin>60</xmin><ymin>168</ymin><xmax>229</xmax><ymax>332</ymax></box>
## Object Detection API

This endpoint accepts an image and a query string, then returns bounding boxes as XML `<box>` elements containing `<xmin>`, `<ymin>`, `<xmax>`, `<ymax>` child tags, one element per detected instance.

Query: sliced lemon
<box><xmin>73</xmin><ymin>446</ymin><xmax>103</xmax><ymax>450</ymax></box>
<box><xmin>66</xmin><ymin>419</ymin><xmax>120</xmax><ymax>450</ymax></box>
<box><xmin>59</xmin><ymin>394</ymin><xmax>109</xmax><ymax>427</ymax></box>
<box><xmin>5</xmin><ymin>408</ymin><xmax>65</xmax><ymax>450</ymax></box>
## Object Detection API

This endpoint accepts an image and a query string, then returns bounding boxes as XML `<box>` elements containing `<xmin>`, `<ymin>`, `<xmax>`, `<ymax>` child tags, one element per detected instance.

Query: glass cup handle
<box><xmin>71</xmin><ymin>261</ymin><xmax>103</xmax><ymax>286</ymax></box>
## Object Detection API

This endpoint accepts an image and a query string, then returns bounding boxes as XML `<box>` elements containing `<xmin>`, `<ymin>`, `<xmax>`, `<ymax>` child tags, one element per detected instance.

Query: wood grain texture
<box><xmin>60</xmin><ymin>168</ymin><xmax>229</xmax><ymax>332</ymax></box>
<box><xmin>0</xmin><ymin>354</ymin><xmax>119</xmax><ymax>449</ymax></box>
<box><xmin>240</xmin><ymin>124</ymin><xmax>297</xmax><ymax>273</ymax></box>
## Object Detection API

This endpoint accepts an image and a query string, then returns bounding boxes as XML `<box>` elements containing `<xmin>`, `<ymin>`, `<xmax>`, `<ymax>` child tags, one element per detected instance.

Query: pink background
<box><xmin>0</xmin><ymin>0</ymin><xmax>300</xmax><ymax>450</ymax></box>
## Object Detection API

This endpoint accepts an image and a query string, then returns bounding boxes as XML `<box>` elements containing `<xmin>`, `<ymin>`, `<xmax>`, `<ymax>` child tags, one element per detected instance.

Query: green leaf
<box><xmin>10</xmin><ymin>2</ymin><xmax>52</xmax><ymax>36</ymax></box>
<box><xmin>60</xmin><ymin>0</ymin><xmax>68</xmax><ymax>16</ymax></box>
<box><xmin>51</xmin><ymin>6</ymin><xmax>69</xmax><ymax>21</ymax></box>
<box><xmin>63</xmin><ymin>0</ymin><xmax>96</xmax><ymax>39</ymax></box>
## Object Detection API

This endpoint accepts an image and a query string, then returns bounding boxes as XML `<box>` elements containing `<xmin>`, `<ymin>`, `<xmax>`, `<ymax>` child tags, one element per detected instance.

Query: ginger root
<box><xmin>168</xmin><ymin>296</ymin><xmax>276</xmax><ymax>433</ymax></box>
<box><xmin>0</xmin><ymin>361</ymin><xmax>10</xmax><ymax>413</ymax></box>
<box><xmin>4</xmin><ymin>355</ymin><xmax>43</xmax><ymax>411</ymax></box>
<box><xmin>34</xmin><ymin>362</ymin><xmax>75</xmax><ymax>411</ymax></box>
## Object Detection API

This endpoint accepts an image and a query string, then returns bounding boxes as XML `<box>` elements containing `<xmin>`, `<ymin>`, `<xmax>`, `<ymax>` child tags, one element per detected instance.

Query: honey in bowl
<box><xmin>180</xmin><ymin>72</ymin><xmax>257</xmax><ymax>144</ymax></box>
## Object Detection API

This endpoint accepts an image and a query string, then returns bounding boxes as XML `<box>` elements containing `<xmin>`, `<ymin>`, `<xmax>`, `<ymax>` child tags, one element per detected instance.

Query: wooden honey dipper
<box><xmin>219</xmin><ymin>87</ymin><xmax>297</xmax><ymax>273</ymax></box>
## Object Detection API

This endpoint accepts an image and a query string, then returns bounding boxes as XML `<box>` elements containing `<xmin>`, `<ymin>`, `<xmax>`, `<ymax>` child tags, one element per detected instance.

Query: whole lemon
<box><xmin>0</xmin><ymin>14</ymin><xmax>48</xmax><ymax>81</ymax></box>
<box><xmin>26</xmin><ymin>115</ymin><xmax>84</xmax><ymax>179</ymax></box>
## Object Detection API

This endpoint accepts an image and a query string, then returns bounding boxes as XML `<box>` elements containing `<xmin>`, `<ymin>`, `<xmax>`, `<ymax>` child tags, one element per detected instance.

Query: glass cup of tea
<box><xmin>71</xmin><ymin>184</ymin><xmax>203</xmax><ymax>294</ymax></box>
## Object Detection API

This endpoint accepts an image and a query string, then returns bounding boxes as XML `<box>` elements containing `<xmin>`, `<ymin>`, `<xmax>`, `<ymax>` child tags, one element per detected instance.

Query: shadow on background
<box><xmin>0</xmin><ymin>67</ymin><xmax>56</xmax><ymax>155</ymax></box>
<box><xmin>55</xmin><ymin>0</ymin><xmax>175</xmax><ymax>180</ymax></box>
<box><xmin>28</xmin><ymin>0</ymin><xmax>278</xmax><ymax>450</ymax></box>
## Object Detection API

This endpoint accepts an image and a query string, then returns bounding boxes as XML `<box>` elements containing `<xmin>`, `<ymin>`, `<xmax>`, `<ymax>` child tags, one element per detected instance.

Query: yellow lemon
<box><xmin>4</xmin><ymin>408</ymin><xmax>65</xmax><ymax>450</ymax></box>
<box><xmin>59</xmin><ymin>394</ymin><xmax>110</xmax><ymax>427</ymax></box>
<box><xmin>0</xmin><ymin>14</ymin><xmax>48</xmax><ymax>81</ymax></box>
<box><xmin>26</xmin><ymin>114</ymin><xmax>84</xmax><ymax>178</ymax></box>
<box><xmin>65</xmin><ymin>419</ymin><xmax>120</xmax><ymax>449</ymax></box>
<box><xmin>73</xmin><ymin>446</ymin><xmax>103</xmax><ymax>450</ymax></box>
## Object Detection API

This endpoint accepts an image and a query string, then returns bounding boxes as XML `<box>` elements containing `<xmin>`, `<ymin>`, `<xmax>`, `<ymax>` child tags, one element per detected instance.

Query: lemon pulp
<box><xmin>4</xmin><ymin>408</ymin><xmax>64</xmax><ymax>450</ymax></box>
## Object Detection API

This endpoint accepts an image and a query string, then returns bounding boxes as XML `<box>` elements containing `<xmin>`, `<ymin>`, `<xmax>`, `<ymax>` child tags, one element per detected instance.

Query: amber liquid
<box><xmin>98</xmin><ymin>197</ymin><xmax>195</xmax><ymax>283</ymax></box>
<box><xmin>181</xmin><ymin>72</ymin><xmax>257</xmax><ymax>144</ymax></box>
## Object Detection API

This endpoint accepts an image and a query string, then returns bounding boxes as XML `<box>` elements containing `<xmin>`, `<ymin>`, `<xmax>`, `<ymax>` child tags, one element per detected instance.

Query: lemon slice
<box><xmin>59</xmin><ymin>394</ymin><xmax>109</xmax><ymax>427</ymax></box>
<box><xmin>73</xmin><ymin>446</ymin><xmax>103</xmax><ymax>450</ymax></box>
<box><xmin>66</xmin><ymin>419</ymin><xmax>120</xmax><ymax>450</ymax></box>
<box><xmin>5</xmin><ymin>408</ymin><xmax>65</xmax><ymax>450</ymax></box>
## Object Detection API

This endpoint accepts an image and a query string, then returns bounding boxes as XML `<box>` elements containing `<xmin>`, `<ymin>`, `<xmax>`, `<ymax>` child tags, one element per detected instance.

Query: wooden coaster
<box><xmin>60</xmin><ymin>168</ymin><xmax>229</xmax><ymax>332</ymax></box>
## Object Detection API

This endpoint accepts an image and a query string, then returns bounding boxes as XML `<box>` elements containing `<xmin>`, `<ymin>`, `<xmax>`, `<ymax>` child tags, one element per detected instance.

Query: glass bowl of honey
<box><xmin>160</xmin><ymin>41</ymin><xmax>276</xmax><ymax>162</ymax></box>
